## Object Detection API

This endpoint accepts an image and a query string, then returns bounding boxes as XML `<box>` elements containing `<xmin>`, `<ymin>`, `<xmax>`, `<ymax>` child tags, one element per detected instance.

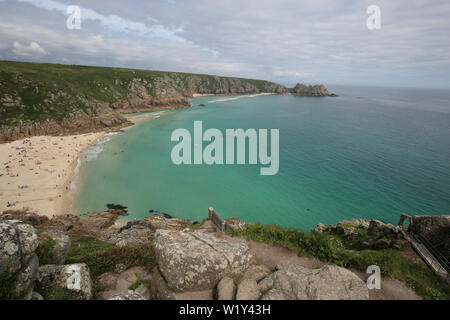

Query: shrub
<box><xmin>66</xmin><ymin>236</ymin><xmax>157</xmax><ymax>277</ymax></box>
<box><xmin>0</xmin><ymin>270</ymin><xmax>20</xmax><ymax>300</ymax></box>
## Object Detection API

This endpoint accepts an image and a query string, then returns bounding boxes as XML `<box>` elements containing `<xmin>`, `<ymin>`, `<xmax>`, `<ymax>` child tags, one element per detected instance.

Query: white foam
<box><xmin>208</xmin><ymin>93</ymin><xmax>274</xmax><ymax>103</ymax></box>
<box><xmin>82</xmin><ymin>132</ymin><xmax>119</xmax><ymax>162</ymax></box>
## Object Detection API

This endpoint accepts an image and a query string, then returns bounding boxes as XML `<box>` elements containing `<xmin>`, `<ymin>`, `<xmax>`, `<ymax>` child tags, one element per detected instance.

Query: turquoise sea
<box><xmin>74</xmin><ymin>85</ymin><xmax>450</xmax><ymax>231</ymax></box>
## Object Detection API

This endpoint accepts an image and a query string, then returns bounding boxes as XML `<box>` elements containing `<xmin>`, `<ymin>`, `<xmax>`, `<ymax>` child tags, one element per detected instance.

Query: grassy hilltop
<box><xmin>0</xmin><ymin>60</ymin><xmax>287</xmax><ymax>130</ymax></box>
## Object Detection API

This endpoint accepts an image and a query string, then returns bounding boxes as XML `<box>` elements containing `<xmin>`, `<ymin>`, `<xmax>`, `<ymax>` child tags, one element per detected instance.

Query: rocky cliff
<box><xmin>0</xmin><ymin>60</ymin><xmax>334</xmax><ymax>142</ymax></box>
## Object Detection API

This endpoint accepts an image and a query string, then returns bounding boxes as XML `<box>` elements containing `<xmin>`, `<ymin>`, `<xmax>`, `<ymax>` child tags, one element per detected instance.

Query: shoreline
<box><xmin>59</xmin><ymin>132</ymin><xmax>109</xmax><ymax>217</ymax></box>
<box><xmin>66</xmin><ymin>111</ymin><xmax>167</xmax><ymax>217</ymax></box>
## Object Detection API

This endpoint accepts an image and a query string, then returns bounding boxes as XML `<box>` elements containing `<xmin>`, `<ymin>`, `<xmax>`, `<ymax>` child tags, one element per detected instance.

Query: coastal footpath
<box><xmin>1</xmin><ymin>207</ymin><xmax>448</xmax><ymax>300</ymax></box>
<box><xmin>0</xmin><ymin>60</ymin><xmax>336</xmax><ymax>143</ymax></box>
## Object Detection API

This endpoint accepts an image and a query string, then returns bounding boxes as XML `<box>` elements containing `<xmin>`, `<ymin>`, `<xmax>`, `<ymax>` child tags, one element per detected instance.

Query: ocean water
<box><xmin>74</xmin><ymin>86</ymin><xmax>450</xmax><ymax>231</ymax></box>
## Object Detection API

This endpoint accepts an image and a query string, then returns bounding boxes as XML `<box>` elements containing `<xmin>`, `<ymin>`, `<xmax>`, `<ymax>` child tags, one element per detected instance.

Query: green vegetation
<box><xmin>0</xmin><ymin>60</ymin><xmax>284</xmax><ymax>128</ymax></box>
<box><xmin>129</xmin><ymin>279</ymin><xmax>151</xmax><ymax>291</ymax></box>
<box><xmin>227</xmin><ymin>222</ymin><xmax>450</xmax><ymax>300</ymax></box>
<box><xmin>35</xmin><ymin>237</ymin><xmax>56</xmax><ymax>265</ymax></box>
<box><xmin>36</xmin><ymin>286</ymin><xmax>81</xmax><ymax>300</ymax></box>
<box><xmin>65</xmin><ymin>236</ymin><xmax>157</xmax><ymax>277</ymax></box>
<box><xmin>0</xmin><ymin>270</ymin><xmax>20</xmax><ymax>300</ymax></box>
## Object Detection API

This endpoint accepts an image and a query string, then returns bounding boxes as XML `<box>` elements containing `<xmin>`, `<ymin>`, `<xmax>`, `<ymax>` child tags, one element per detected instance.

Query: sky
<box><xmin>0</xmin><ymin>0</ymin><xmax>449</xmax><ymax>88</ymax></box>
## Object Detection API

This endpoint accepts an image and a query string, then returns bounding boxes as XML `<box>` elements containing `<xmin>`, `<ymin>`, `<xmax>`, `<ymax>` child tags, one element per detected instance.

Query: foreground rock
<box><xmin>154</xmin><ymin>230</ymin><xmax>252</xmax><ymax>292</ymax></box>
<box><xmin>217</xmin><ymin>276</ymin><xmax>235</xmax><ymax>300</ymax></box>
<box><xmin>236</xmin><ymin>279</ymin><xmax>260</xmax><ymax>300</ymax></box>
<box><xmin>96</xmin><ymin>266</ymin><xmax>152</xmax><ymax>300</ymax></box>
<box><xmin>36</xmin><ymin>263</ymin><xmax>93</xmax><ymax>300</ymax></box>
<box><xmin>38</xmin><ymin>230</ymin><xmax>71</xmax><ymax>265</ymax></box>
<box><xmin>0</xmin><ymin>219</ymin><xmax>39</xmax><ymax>299</ymax></box>
<box><xmin>108</xmin><ymin>290</ymin><xmax>146</xmax><ymax>300</ymax></box>
<box><xmin>258</xmin><ymin>264</ymin><xmax>369</xmax><ymax>300</ymax></box>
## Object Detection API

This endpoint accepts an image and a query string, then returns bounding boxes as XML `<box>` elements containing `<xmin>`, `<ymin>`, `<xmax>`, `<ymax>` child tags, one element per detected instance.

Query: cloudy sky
<box><xmin>1</xmin><ymin>0</ymin><xmax>449</xmax><ymax>88</ymax></box>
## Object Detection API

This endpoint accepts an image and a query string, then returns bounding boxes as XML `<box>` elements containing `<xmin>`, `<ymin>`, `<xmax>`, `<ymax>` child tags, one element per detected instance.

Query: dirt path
<box><xmin>215</xmin><ymin>232</ymin><xmax>422</xmax><ymax>300</ymax></box>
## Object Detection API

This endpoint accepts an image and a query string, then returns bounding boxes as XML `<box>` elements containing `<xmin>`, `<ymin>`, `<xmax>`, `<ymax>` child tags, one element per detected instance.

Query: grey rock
<box><xmin>261</xmin><ymin>288</ymin><xmax>286</xmax><ymax>300</ymax></box>
<box><xmin>108</xmin><ymin>290</ymin><xmax>146</xmax><ymax>300</ymax></box>
<box><xmin>0</xmin><ymin>221</ymin><xmax>22</xmax><ymax>274</ymax></box>
<box><xmin>336</xmin><ymin>219</ymin><xmax>370</xmax><ymax>238</ymax></box>
<box><xmin>225</xmin><ymin>218</ymin><xmax>246</xmax><ymax>232</ymax></box>
<box><xmin>37</xmin><ymin>263</ymin><xmax>93</xmax><ymax>300</ymax></box>
<box><xmin>0</xmin><ymin>220</ymin><xmax>39</xmax><ymax>299</ymax></box>
<box><xmin>96</xmin><ymin>267</ymin><xmax>152</xmax><ymax>300</ymax></box>
<box><xmin>154</xmin><ymin>230</ymin><xmax>252</xmax><ymax>292</ymax></box>
<box><xmin>96</xmin><ymin>272</ymin><xmax>118</xmax><ymax>291</ymax></box>
<box><xmin>369</xmin><ymin>220</ymin><xmax>399</xmax><ymax>236</ymax></box>
<box><xmin>115</xmin><ymin>263</ymin><xmax>127</xmax><ymax>274</ymax></box>
<box><xmin>258</xmin><ymin>264</ymin><xmax>369</xmax><ymax>300</ymax></box>
<box><xmin>135</xmin><ymin>284</ymin><xmax>150</xmax><ymax>300</ymax></box>
<box><xmin>312</xmin><ymin>223</ymin><xmax>326</xmax><ymax>234</ymax></box>
<box><xmin>108</xmin><ymin>220</ymin><xmax>155</xmax><ymax>247</ymax></box>
<box><xmin>15</xmin><ymin>253</ymin><xmax>39</xmax><ymax>300</ymax></box>
<box><xmin>240</xmin><ymin>264</ymin><xmax>272</xmax><ymax>283</ymax></box>
<box><xmin>217</xmin><ymin>276</ymin><xmax>235</xmax><ymax>300</ymax></box>
<box><xmin>39</xmin><ymin>229</ymin><xmax>71</xmax><ymax>264</ymax></box>
<box><xmin>236</xmin><ymin>279</ymin><xmax>260</xmax><ymax>300</ymax></box>
<box><xmin>150</xmin><ymin>267</ymin><xmax>175</xmax><ymax>300</ymax></box>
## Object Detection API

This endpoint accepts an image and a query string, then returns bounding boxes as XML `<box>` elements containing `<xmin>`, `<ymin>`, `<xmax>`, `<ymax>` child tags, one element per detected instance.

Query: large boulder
<box><xmin>154</xmin><ymin>230</ymin><xmax>252</xmax><ymax>292</ymax></box>
<box><xmin>38</xmin><ymin>230</ymin><xmax>71</xmax><ymax>265</ymax></box>
<box><xmin>0</xmin><ymin>219</ymin><xmax>39</xmax><ymax>299</ymax></box>
<box><xmin>258</xmin><ymin>264</ymin><xmax>369</xmax><ymax>300</ymax></box>
<box><xmin>36</xmin><ymin>263</ymin><xmax>93</xmax><ymax>300</ymax></box>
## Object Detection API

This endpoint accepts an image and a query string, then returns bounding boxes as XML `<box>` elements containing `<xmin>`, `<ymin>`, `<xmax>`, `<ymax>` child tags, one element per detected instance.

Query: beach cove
<box><xmin>74</xmin><ymin>87</ymin><xmax>450</xmax><ymax>231</ymax></box>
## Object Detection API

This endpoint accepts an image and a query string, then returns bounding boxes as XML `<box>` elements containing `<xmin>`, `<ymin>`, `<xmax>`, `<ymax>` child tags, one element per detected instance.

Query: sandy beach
<box><xmin>124</xmin><ymin>111</ymin><xmax>165</xmax><ymax>125</ymax></box>
<box><xmin>0</xmin><ymin>132</ymin><xmax>105</xmax><ymax>217</ymax></box>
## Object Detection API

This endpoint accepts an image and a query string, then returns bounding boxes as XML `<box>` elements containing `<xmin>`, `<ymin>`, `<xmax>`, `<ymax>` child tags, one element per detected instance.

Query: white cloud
<box><xmin>1</xmin><ymin>0</ymin><xmax>450</xmax><ymax>87</ymax></box>
<box><xmin>12</xmin><ymin>41</ymin><xmax>47</xmax><ymax>57</ymax></box>
<box><xmin>273</xmin><ymin>71</ymin><xmax>311</xmax><ymax>78</ymax></box>
<box><xmin>16</xmin><ymin>0</ymin><xmax>186</xmax><ymax>42</ymax></box>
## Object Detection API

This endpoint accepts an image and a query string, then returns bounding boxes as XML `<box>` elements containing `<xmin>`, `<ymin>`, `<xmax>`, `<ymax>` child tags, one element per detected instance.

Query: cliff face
<box><xmin>0</xmin><ymin>61</ymin><xmax>332</xmax><ymax>142</ymax></box>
